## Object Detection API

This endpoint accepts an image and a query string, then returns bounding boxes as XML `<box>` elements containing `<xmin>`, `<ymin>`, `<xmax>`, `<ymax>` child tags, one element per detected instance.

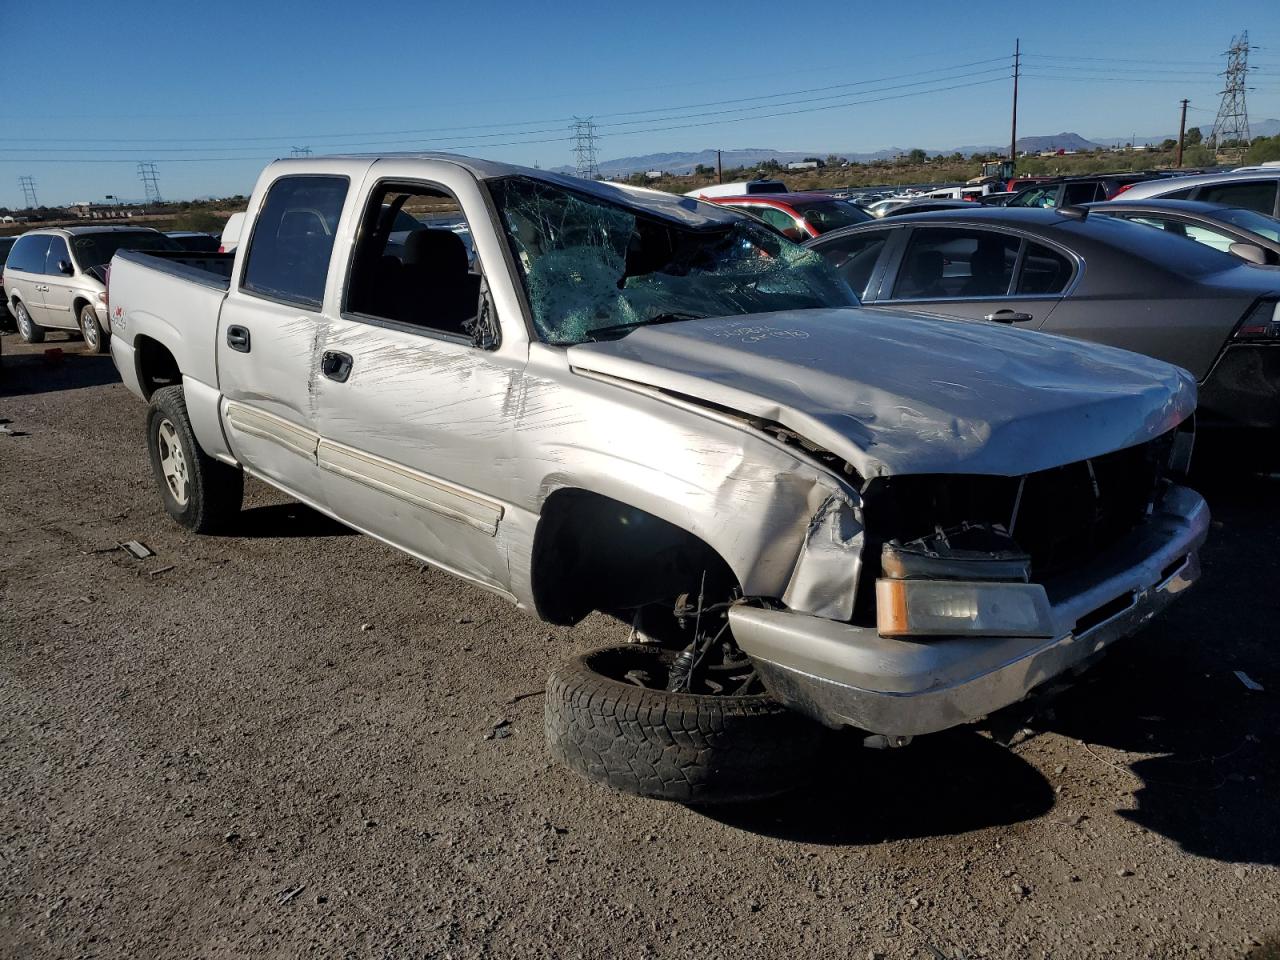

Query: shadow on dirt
<box><xmin>0</xmin><ymin>336</ymin><xmax>121</xmax><ymax>397</ymax></box>
<box><xmin>216</xmin><ymin>503</ymin><xmax>358</xmax><ymax>539</ymax></box>
<box><xmin>701</xmin><ymin>728</ymin><xmax>1055</xmax><ymax>844</ymax></box>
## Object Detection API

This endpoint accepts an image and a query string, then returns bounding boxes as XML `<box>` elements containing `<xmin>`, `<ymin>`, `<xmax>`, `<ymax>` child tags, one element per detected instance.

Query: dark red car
<box><xmin>703</xmin><ymin>192</ymin><xmax>872</xmax><ymax>240</ymax></box>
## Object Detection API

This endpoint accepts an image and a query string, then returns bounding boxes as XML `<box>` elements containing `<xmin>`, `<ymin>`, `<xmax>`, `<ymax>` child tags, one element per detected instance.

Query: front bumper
<box><xmin>730</xmin><ymin>485</ymin><xmax>1209</xmax><ymax>737</ymax></box>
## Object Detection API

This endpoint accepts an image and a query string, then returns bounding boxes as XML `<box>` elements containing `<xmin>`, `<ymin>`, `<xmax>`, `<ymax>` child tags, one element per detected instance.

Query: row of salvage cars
<box><xmin>102</xmin><ymin>156</ymin><xmax>1277</xmax><ymax>805</ymax></box>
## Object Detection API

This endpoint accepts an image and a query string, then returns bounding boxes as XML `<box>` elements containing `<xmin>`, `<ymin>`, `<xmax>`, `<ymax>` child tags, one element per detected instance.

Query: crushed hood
<box><xmin>566</xmin><ymin>308</ymin><xmax>1196</xmax><ymax>477</ymax></box>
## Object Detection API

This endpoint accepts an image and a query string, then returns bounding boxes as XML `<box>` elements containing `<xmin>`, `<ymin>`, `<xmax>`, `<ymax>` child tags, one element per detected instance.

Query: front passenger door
<box><xmin>41</xmin><ymin>236</ymin><xmax>78</xmax><ymax>331</ymax></box>
<box><xmin>873</xmin><ymin>226</ymin><xmax>1071</xmax><ymax>328</ymax></box>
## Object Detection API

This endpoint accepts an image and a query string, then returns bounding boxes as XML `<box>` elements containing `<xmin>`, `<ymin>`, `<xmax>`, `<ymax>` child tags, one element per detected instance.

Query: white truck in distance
<box><xmin>107</xmin><ymin>154</ymin><xmax>1208</xmax><ymax>803</ymax></box>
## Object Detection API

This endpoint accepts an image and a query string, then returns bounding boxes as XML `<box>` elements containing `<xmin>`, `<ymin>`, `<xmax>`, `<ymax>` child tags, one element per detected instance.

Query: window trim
<box><xmin>810</xmin><ymin>226</ymin><xmax>896</xmax><ymax>301</ymax></box>
<box><xmin>237</xmin><ymin>173</ymin><xmax>351</xmax><ymax>311</ymax></box>
<box><xmin>338</xmin><ymin>176</ymin><xmax>494</xmax><ymax>348</ymax></box>
<box><xmin>878</xmin><ymin>223</ymin><xmax>1081</xmax><ymax>304</ymax></box>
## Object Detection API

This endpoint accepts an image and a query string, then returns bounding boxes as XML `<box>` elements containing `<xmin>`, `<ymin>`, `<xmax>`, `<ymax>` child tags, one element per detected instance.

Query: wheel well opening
<box><xmin>136</xmin><ymin>335</ymin><xmax>181</xmax><ymax>399</ymax></box>
<box><xmin>531</xmin><ymin>488</ymin><xmax>738</xmax><ymax>630</ymax></box>
<box><xmin>72</xmin><ymin>296</ymin><xmax>91</xmax><ymax>315</ymax></box>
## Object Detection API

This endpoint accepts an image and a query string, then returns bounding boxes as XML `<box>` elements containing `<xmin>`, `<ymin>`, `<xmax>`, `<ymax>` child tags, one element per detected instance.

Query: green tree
<box><xmin>1160</xmin><ymin>138</ymin><xmax>1177</xmax><ymax>151</ymax></box>
<box><xmin>1185</xmin><ymin>126</ymin><xmax>1203</xmax><ymax>146</ymax></box>
<box><xmin>1245</xmin><ymin>135</ymin><xmax>1280</xmax><ymax>165</ymax></box>
<box><xmin>906</xmin><ymin>148</ymin><xmax>928</xmax><ymax>164</ymax></box>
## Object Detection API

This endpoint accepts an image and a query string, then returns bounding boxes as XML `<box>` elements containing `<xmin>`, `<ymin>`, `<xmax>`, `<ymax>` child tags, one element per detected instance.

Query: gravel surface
<box><xmin>2</xmin><ymin>331</ymin><xmax>1278</xmax><ymax>959</ymax></box>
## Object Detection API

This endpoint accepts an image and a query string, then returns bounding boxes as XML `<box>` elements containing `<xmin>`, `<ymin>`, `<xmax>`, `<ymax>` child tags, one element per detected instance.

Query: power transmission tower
<box><xmin>18</xmin><ymin>175</ymin><xmax>38</xmax><ymax>208</ymax></box>
<box><xmin>290</xmin><ymin>146</ymin><xmax>313</xmax><ymax>158</ymax></box>
<box><xmin>571</xmin><ymin>117</ymin><xmax>600</xmax><ymax>179</ymax></box>
<box><xmin>1209</xmin><ymin>31</ymin><xmax>1253</xmax><ymax>156</ymax></box>
<box><xmin>137</xmin><ymin>162</ymin><xmax>163</xmax><ymax>204</ymax></box>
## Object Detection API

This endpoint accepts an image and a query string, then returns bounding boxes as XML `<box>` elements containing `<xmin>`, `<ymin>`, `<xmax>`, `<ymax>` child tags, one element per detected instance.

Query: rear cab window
<box><xmin>241</xmin><ymin>175</ymin><xmax>350</xmax><ymax>308</ymax></box>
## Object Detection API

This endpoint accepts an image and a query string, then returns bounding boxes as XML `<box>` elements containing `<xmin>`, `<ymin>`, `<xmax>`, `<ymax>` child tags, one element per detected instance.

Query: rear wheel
<box><xmin>79</xmin><ymin>303</ymin><xmax>108</xmax><ymax>353</ymax></box>
<box><xmin>146</xmin><ymin>386</ymin><xmax>243</xmax><ymax>533</ymax></box>
<box><xmin>14</xmin><ymin>301</ymin><xmax>44</xmax><ymax>344</ymax></box>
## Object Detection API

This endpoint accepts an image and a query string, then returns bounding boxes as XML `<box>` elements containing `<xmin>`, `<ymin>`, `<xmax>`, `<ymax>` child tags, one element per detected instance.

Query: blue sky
<box><xmin>2</xmin><ymin>0</ymin><xmax>1276</xmax><ymax>207</ymax></box>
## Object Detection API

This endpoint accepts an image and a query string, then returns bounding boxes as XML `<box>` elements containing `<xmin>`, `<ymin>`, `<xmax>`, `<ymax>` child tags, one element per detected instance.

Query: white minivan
<box><xmin>2</xmin><ymin>227</ymin><xmax>180</xmax><ymax>352</ymax></box>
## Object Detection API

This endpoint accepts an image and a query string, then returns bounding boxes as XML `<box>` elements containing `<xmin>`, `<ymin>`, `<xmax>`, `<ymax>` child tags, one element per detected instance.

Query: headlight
<box><xmin>876</xmin><ymin>578</ymin><xmax>1054</xmax><ymax>638</ymax></box>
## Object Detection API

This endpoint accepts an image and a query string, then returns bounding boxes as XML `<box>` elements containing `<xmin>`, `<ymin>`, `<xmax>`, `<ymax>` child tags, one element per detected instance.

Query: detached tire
<box><xmin>546</xmin><ymin>645</ymin><xmax>828</xmax><ymax>804</ymax></box>
<box><xmin>146</xmin><ymin>385</ymin><xmax>244</xmax><ymax>533</ymax></box>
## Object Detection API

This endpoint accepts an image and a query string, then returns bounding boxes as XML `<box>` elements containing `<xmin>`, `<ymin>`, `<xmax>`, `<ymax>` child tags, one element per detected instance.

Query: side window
<box><xmin>813</xmin><ymin>230</ymin><xmax>891</xmax><ymax>299</ymax></box>
<box><xmin>44</xmin><ymin>236</ymin><xmax>71</xmax><ymax>275</ymax></box>
<box><xmin>6</xmin><ymin>235</ymin><xmax>51</xmax><ymax>274</ymax></box>
<box><xmin>345</xmin><ymin>182</ymin><xmax>482</xmax><ymax>338</ymax></box>
<box><xmin>1061</xmin><ymin>183</ymin><xmax>1101</xmax><ymax>205</ymax></box>
<box><xmin>1160</xmin><ymin>187</ymin><xmax>1194</xmax><ymax>200</ymax></box>
<box><xmin>241</xmin><ymin>175</ymin><xmax>348</xmax><ymax>308</ymax></box>
<box><xmin>752</xmin><ymin>205</ymin><xmax>804</xmax><ymax>240</ymax></box>
<box><xmin>1196</xmin><ymin>180</ymin><xmax>1279</xmax><ymax>215</ymax></box>
<box><xmin>1016</xmin><ymin>242</ymin><xmax>1073</xmax><ymax>295</ymax></box>
<box><xmin>891</xmin><ymin>228</ymin><xmax>1019</xmax><ymax>300</ymax></box>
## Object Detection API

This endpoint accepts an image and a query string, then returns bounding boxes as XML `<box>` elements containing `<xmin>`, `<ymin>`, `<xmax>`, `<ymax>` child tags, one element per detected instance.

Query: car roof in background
<box><xmin>713</xmin><ymin>192</ymin><xmax>855</xmax><ymax>205</ymax></box>
<box><xmin>1116</xmin><ymin>169</ymin><xmax>1280</xmax><ymax>199</ymax></box>
<box><xmin>17</xmin><ymin>225</ymin><xmax>166</xmax><ymax>237</ymax></box>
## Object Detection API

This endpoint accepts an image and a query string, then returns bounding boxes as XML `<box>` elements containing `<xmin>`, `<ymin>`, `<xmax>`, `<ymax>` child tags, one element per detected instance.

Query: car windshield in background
<box><xmin>490</xmin><ymin>177</ymin><xmax>856</xmax><ymax>345</ymax></box>
<box><xmin>792</xmin><ymin>199</ymin><xmax>872</xmax><ymax>232</ymax></box>
<box><xmin>72</xmin><ymin>231</ymin><xmax>181</xmax><ymax>270</ymax></box>
<box><xmin>1216</xmin><ymin>207</ymin><xmax>1280</xmax><ymax>242</ymax></box>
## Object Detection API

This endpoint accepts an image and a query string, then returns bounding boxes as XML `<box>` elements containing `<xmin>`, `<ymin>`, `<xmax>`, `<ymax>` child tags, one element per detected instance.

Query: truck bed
<box><xmin>112</xmin><ymin>248</ymin><xmax>235</xmax><ymax>289</ymax></box>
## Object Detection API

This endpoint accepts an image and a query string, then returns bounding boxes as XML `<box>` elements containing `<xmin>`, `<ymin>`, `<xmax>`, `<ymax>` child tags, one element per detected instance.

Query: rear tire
<box><xmin>545</xmin><ymin>644</ymin><xmax>829</xmax><ymax>805</ymax></box>
<box><xmin>146</xmin><ymin>385</ymin><xmax>243</xmax><ymax>533</ymax></box>
<box><xmin>14</xmin><ymin>301</ymin><xmax>44</xmax><ymax>344</ymax></box>
<box><xmin>79</xmin><ymin>303</ymin><xmax>108</xmax><ymax>353</ymax></box>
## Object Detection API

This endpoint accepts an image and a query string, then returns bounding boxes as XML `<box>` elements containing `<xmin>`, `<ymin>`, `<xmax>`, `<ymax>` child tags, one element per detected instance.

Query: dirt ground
<box><xmin>2</xmin><ymin>331</ymin><xmax>1278</xmax><ymax>960</ymax></box>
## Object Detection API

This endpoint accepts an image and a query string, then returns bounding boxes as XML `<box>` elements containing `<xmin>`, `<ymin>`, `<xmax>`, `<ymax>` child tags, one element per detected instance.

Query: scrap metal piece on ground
<box><xmin>120</xmin><ymin>540</ymin><xmax>154</xmax><ymax>560</ymax></box>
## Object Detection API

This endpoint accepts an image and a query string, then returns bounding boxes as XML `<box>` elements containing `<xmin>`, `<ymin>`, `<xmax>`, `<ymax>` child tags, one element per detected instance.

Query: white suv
<box><xmin>2</xmin><ymin>226</ymin><xmax>180</xmax><ymax>352</ymax></box>
<box><xmin>1114</xmin><ymin>169</ymin><xmax>1280</xmax><ymax>217</ymax></box>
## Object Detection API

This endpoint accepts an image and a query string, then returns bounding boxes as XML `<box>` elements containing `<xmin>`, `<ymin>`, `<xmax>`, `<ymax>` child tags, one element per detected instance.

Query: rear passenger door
<box><xmin>4</xmin><ymin>234</ymin><xmax>52</xmax><ymax>323</ymax></box>
<box><xmin>215</xmin><ymin>173</ymin><xmax>355</xmax><ymax>506</ymax></box>
<box><xmin>871</xmin><ymin>225</ymin><xmax>1073</xmax><ymax>326</ymax></box>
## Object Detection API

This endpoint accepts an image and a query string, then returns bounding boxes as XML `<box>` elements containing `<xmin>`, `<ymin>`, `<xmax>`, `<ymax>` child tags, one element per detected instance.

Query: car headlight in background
<box><xmin>876</xmin><ymin>578</ymin><xmax>1054</xmax><ymax>638</ymax></box>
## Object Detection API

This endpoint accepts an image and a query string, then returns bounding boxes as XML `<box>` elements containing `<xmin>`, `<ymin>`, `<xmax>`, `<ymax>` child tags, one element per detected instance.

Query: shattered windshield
<box><xmin>489</xmin><ymin>176</ymin><xmax>857</xmax><ymax>344</ymax></box>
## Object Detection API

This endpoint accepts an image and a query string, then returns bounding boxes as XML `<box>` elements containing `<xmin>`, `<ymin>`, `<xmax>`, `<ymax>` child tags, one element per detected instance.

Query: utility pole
<box><xmin>1176</xmin><ymin>99</ymin><xmax>1189</xmax><ymax>167</ymax></box>
<box><xmin>18</xmin><ymin>175</ymin><xmax>38</xmax><ymax>209</ymax></box>
<box><xmin>1009</xmin><ymin>38</ymin><xmax>1020</xmax><ymax>166</ymax></box>
<box><xmin>716</xmin><ymin>149</ymin><xmax>722</xmax><ymax>184</ymax></box>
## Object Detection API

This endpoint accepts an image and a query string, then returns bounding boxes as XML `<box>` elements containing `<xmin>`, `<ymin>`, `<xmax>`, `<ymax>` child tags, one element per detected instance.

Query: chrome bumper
<box><xmin>730</xmin><ymin>485</ymin><xmax>1209</xmax><ymax>737</ymax></box>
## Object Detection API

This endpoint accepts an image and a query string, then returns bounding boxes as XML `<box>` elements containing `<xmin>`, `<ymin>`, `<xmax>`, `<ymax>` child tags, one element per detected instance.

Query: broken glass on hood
<box><xmin>489</xmin><ymin>176</ymin><xmax>857</xmax><ymax>344</ymax></box>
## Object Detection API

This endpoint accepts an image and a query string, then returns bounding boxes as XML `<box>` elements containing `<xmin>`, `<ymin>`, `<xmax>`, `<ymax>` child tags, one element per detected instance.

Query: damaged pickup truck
<box><xmin>107</xmin><ymin>155</ymin><xmax>1208</xmax><ymax>803</ymax></box>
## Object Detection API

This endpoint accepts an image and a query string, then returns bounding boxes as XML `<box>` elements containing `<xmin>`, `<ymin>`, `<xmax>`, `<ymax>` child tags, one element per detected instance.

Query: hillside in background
<box><xmin>561</xmin><ymin>120</ymin><xmax>1279</xmax><ymax>176</ymax></box>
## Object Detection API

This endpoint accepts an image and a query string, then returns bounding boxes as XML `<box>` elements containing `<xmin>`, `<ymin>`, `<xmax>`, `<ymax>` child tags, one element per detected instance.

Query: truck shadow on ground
<box><xmin>215</xmin><ymin>502</ymin><xmax>358</xmax><ymax>539</ymax></box>
<box><xmin>0</xmin><ymin>337</ymin><xmax>121</xmax><ymax>397</ymax></box>
<box><xmin>709</xmin><ymin>471</ymin><xmax>1278</xmax><ymax>861</ymax></box>
<box><xmin>701</xmin><ymin>727</ymin><xmax>1056</xmax><ymax>845</ymax></box>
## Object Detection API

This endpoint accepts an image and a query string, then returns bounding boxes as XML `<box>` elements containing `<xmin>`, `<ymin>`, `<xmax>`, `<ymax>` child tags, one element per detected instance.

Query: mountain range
<box><xmin>560</xmin><ymin>120</ymin><xmax>1280</xmax><ymax>176</ymax></box>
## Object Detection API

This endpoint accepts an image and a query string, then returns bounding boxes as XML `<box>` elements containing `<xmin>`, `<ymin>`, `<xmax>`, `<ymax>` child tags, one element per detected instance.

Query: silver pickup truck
<box><xmin>108</xmin><ymin>155</ymin><xmax>1208</xmax><ymax>804</ymax></box>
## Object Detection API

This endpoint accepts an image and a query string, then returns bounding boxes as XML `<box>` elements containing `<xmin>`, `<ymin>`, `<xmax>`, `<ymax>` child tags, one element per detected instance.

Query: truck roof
<box><xmin>275</xmin><ymin>153</ymin><xmax>743</xmax><ymax>229</ymax></box>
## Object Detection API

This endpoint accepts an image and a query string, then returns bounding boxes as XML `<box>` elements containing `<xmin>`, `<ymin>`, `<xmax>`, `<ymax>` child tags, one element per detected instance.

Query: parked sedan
<box><xmin>1115</xmin><ymin>169</ymin><xmax>1280</xmax><ymax>217</ymax></box>
<box><xmin>805</xmin><ymin>206</ymin><xmax>1280</xmax><ymax>434</ymax></box>
<box><xmin>1086</xmin><ymin>198</ymin><xmax>1280</xmax><ymax>265</ymax></box>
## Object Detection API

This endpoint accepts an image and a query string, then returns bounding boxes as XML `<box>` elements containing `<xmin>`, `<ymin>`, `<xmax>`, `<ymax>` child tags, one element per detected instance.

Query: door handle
<box><xmin>984</xmin><ymin>309</ymin><xmax>1034</xmax><ymax>323</ymax></box>
<box><xmin>226</xmin><ymin>325</ymin><xmax>251</xmax><ymax>352</ymax></box>
<box><xmin>322</xmin><ymin>350</ymin><xmax>353</xmax><ymax>383</ymax></box>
